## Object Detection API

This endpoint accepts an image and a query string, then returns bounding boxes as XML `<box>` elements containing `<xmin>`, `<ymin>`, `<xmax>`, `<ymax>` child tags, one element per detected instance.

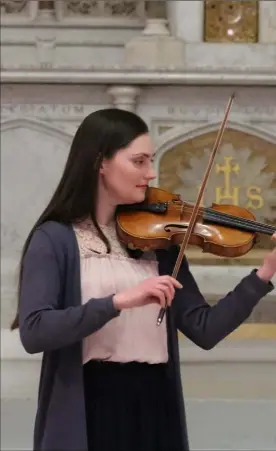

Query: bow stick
<box><xmin>157</xmin><ymin>93</ymin><xmax>236</xmax><ymax>326</ymax></box>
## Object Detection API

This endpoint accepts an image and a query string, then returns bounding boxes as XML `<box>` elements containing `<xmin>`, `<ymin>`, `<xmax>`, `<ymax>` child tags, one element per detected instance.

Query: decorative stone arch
<box><xmin>152</xmin><ymin>120</ymin><xmax>276</xmax><ymax>186</ymax></box>
<box><xmin>0</xmin><ymin>117</ymin><xmax>73</xmax><ymax>144</ymax></box>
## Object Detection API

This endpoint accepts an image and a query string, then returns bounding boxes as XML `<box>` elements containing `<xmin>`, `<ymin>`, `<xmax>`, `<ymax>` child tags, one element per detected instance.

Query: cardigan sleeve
<box><xmin>19</xmin><ymin>229</ymin><xmax>120</xmax><ymax>354</ymax></box>
<box><xmin>168</xmin><ymin>248</ymin><xmax>274</xmax><ymax>350</ymax></box>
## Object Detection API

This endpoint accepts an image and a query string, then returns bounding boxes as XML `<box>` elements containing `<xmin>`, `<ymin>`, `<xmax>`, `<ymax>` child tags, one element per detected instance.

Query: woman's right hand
<box><xmin>113</xmin><ymin>275</ymin><xmax>183</xmax><ymax>311</ymax></box>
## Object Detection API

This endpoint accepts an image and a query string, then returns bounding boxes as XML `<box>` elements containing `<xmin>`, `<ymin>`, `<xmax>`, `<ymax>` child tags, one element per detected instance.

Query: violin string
<box><xmin>204</xmin><ymin>210</ymin><xmax>274</xmax><ymax>234</ymax></box>
<box><xmin>202</xmin><ymin>207</ymin><xmax>274</xmax><ymax>231</ymax></box>
<box><xmin>166</xmin><ymin>202</ymin><xmax>275</xmax><ymax>234</ymax></box>
<box><xmin>166</xmin><ymin>201</ymin><xmax>276</xmax><ymax>232</ymax></box>
<box><xmin>204</xmin><ymin>206</ymin><xmax>275</xmax><ymax>231</ymax></box>
<box><xmin>205</xmin><ymin>212</ymin><xmax>275</xmax><ymax>234</ymax></box>
<box><xmin>169</xmin><ymin>201</ymin><xmax>275</xmax><ymax>231</ymax></box>
<box><xmin>194</xmin><ymin>209</ymin><xmax>274</xmax><ymax>234</ymax></box>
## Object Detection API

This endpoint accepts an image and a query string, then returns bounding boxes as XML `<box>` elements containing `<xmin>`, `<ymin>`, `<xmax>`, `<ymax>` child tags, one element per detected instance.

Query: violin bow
<box><xmin>157</xmin><ymin>93</ymin><xmax>236</xmax><ymax>326</ymax></box>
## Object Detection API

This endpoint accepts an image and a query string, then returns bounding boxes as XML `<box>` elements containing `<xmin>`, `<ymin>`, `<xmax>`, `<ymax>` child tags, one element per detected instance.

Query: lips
<box><xmin>136</xmin><ymin>185</ymin><xmax>148</xmax><ymax>188</ymax></box>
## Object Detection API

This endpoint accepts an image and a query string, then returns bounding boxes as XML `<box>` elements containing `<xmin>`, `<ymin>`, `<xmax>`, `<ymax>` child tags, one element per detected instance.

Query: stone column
<box><xmin>166</xmin><ymin>0</ymin><xmax>204</xmax><ymax>43</ymax></box>
<box><xmin>124</xmin><ymin>18</ymin><xmax>186</xmax><ymax>69</ymax></box>
<box><xmin>34</xmin><ymin>1</ymin><xmax>57</xmax><ymax>68</ymax></box>
<box><xmin>107</xmin><ymin>86</ymin><xmax>141</xmax><ymax>112</ymax></box>
<box><xmin>259</xmin><ymin>1</ymin><xmax>276</xmax><ymax>43</ymax></box>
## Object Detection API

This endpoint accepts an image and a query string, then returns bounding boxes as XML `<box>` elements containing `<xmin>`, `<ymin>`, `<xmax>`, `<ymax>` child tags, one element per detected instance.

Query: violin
<box><xmin>116</xmin><ymin>186</ymin><xmax>276</xmax><ymax>258</ymax></box>
<box><xmin>118</xmin><ymin>94</ymin><xmax>275</xmax><ymax>326</ymax></box>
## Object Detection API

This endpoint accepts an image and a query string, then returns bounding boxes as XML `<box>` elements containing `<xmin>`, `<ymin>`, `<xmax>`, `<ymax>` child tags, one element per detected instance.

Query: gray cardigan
<box><xmin>18</xmin><ymin>221</ymin><xmax>274</xmax><ymax>451</ymax></box>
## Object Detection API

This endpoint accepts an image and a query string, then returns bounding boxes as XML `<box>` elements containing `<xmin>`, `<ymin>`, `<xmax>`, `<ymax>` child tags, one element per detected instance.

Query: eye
<box><xmin>134</xmin><ymin>159</ymin><xmax>144</xmax><ymax>166</ymax></box>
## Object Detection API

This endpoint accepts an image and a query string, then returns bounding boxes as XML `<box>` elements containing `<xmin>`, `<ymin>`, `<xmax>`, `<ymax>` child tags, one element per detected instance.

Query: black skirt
<box><xmin>83</xmin><ymin>360</ymin><xmax>184</xmax><ymax>451</ymax></box>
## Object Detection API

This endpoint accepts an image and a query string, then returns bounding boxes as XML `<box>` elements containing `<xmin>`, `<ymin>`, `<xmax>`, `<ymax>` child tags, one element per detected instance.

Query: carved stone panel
<box><xmin>1</xmin><ymin>120</ymin><xmax>71</xmax><ymax>328</ymax></box>
<box><xmin>159</xmin><ymin>128</ymin><xmax>276</xmax><ymax>263</ymax></box>
<box><xmin>104</xmin><ymin>1</ymin><xmax>142</xmax><ymax>17</ymax></box>
<box><xmin>55</xmin><ymin>0</ymin><xmax>145</xmax><ymax>19</ymax></box>
<box><xmin>204</xmin><ymin>0</ymin><xmax>259</xmax><ymax>42</ymax></box>
<box><xmin>1</xmin><ymin>0</ymin><xmax>28</xmax><ymax>13</ymax></box>
<box><xmin>0</xmin><ymin>0</ymin><xmax>38</xmax><ymax>21</ymax></box>
<box><xmin>65</xmin><ymin>1</ymin><xmax>105</xmax><ymax>16</ymax></box>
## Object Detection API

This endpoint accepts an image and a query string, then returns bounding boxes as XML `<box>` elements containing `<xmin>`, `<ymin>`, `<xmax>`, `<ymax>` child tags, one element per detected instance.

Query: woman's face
<box><xmin>99</xmin><ymin>133</ymin><xmax>156</xmax><ymax>205</ymax></box>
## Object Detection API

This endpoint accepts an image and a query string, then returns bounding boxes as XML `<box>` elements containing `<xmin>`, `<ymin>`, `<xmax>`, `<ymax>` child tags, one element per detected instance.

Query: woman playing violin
<box><xmin>12</xmin><ymin>109</ymin><xmax>275</xmax><ymax>451</ymax></box>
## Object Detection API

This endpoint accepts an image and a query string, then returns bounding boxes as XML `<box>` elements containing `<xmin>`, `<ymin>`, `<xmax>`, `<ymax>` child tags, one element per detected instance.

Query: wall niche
<box><xmin>159</xmin><ymin>128</ymin><xmax>276</xmax><ymax>265</ymax></box>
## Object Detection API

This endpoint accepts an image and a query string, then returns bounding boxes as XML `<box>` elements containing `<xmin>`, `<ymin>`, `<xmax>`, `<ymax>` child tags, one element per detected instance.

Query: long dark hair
<box><xmin>11</xmin><ymin>108</ymin><xmax>149</xmax><ymax>330</ymax></box>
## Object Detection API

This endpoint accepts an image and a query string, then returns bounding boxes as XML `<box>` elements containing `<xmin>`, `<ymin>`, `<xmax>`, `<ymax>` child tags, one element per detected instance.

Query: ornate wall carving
<box><xmin>55</xmin><ymin>0</ymin><xmax>146</xmax><ymax>21</ymax></box>
<box><xmin>1</xmin><ymin>0</ymin><xmax>38</xmax><ymax>22</ymax></box>
<box><xmin>1</xmin><ymin>0</ymin><xmax>28</xmax><ymax>13</ymax></box>
<box><xmin>63</xmin><ymin>0</ymin><xmax>142</xmax><ymax>17</ymax></box>
<box><xmin>0</xmin><ymin>0</ymin><xmax>164</xmax><ymax>22</ymax></box>
<box><xmin>0</xmin><ymin>0</ymin><xmax>146</xmax><ymax>17</ymax></box>
<box><xmin>55</xmin><ymin>0</ymin><xmax>165</xmax><ymax>18</ymax></box>
<box><xmin>159</xmin><ymin>128</ymin><xmax>276</xmax><ymax>258</ymax></box>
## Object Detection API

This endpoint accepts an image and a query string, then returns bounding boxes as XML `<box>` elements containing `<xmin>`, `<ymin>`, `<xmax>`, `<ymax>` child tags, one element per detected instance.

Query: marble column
<box><xmin>259</xmin><ymin>1</ymin><xmax>276</xmax><ymax>43</ymax></box>
<box><xmin>35</xmin><ymin>0</ymin><xmax>56</xmax><ymax>68</ymax></box>
<box><xmin>107</xmin><ymin>86</ymin><xmax>141</xmax><ymax>112</ymax></box>
<box><xmin>166</xmin><ymin>0</ymin><xmax>204</xmax><ymax>43</ymax></box>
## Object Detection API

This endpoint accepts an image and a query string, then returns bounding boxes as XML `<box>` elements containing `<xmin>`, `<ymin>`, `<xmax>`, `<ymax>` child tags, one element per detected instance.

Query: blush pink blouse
<box><xmin>73</xmin><ymin>218</ymin><xmax>168</xmax><ymax>365</ymax></box>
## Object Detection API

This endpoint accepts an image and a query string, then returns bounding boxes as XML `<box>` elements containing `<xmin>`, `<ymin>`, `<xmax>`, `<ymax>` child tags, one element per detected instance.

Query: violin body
<box><xmin>116</xmin><ymin>187</ymin><xmax>271</xmax><ymax>258</ymax></box>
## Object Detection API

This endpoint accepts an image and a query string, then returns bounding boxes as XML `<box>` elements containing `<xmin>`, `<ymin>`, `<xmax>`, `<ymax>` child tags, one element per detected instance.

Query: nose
<box><xmin>146</xmin><ymin>167</ymin><xmax>157</xmax><ymax>181</ymax></box>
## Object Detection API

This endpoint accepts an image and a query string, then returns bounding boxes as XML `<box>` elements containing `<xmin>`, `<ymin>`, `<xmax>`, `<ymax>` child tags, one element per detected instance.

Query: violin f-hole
<box><xmin>164</xmin><ymin>223</ymin><xmax>189</xmax><ymax>233</ymax></box>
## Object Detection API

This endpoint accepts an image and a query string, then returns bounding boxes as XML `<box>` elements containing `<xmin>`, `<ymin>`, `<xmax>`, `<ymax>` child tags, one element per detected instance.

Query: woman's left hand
<box><xmin>256</xmin><ymin>233</ymin><xmax>276</xmax><ymax>282</ymax></box>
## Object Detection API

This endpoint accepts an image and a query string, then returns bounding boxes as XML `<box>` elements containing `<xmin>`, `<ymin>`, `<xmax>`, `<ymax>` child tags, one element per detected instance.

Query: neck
<box><xmin>96</xmin><ymin>184</ymin><xmax>117</xmax><ymax>226</ymax></box>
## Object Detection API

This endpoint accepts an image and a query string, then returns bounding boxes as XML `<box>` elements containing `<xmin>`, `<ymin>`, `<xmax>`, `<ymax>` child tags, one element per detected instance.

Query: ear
<box><xmin>99</xmin><ymin>158</ymin><xmax>108</xmax><ymax>175</ymax></box>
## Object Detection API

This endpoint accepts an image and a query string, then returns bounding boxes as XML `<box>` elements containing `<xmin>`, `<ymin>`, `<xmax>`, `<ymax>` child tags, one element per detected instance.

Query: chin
<box><xmin>123</xmin><ymin>192</ymin><xmax>147</xmax><ymax>205</ymax></box>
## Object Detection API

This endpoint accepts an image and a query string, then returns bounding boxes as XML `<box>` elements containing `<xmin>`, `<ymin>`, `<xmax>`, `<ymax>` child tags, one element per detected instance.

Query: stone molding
<box><xmin>2</xmin><ymin>68</ymin><xmax>276</xmax><ymax>85</ymax></box>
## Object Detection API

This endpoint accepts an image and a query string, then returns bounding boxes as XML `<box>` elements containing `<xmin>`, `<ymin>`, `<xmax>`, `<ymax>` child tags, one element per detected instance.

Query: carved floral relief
<box><xmin>64</xmin><ymin>0</ymin><xmax>144</xmax><ymax>17</ymax></box>
<box><xmin>159</xmin><ymin>129</ymin><xmax>276</xmax><ymax>258</ymax></box>
<box><xmin>0</xmin><ymin>0</ymin><xmax>28</xmax><ymax>14</ymax></box>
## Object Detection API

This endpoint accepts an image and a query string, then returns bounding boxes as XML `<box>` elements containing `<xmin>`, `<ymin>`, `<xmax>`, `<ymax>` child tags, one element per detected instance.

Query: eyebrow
<box><xmin>133</xmin><ymin>152</ymin><xmax>156</xmax><ymax>158</ymax></box>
